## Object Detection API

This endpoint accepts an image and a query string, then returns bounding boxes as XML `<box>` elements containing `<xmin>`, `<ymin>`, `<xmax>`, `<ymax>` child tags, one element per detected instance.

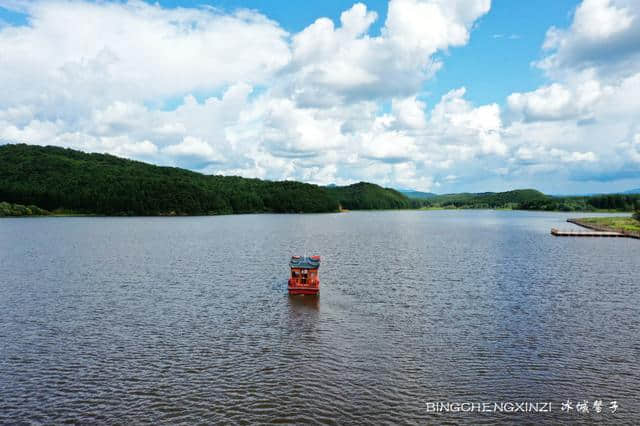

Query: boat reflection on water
<box><xmin>287</xmin><ymin>294</ymin><xmax>319</xmax><ymax>311</ymax></box>
<box><xmin>286</xmin><ymin>294</ymin><xmax>319</xmax><ymax>331</ymax></box>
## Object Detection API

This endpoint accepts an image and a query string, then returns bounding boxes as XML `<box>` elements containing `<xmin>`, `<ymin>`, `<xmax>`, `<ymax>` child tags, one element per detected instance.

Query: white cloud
<box><xmin>0</xmin><ymin>0</ymin><xmax>290</xmax><ymax>114</ymax></box>
<box><xmin>392</xmin><ymin>96</ymin><xmax>427</xmax><ymax>129</ymax></box>
<box><xmin>1</xmin><ymin>119</ymin><xmax>60</xmax><ymax>145</ymax></box>
<box><xmin>5</xmin><ymin>0</ymin><xmax>637</xmax><ymax>193</ymax></box>
<box><xmin>361</xmin><ymin>129</ymin><xmax>416</xmax><ymax>163</ymax></box>
<box><xmin>0</xmin><ymin>0</ymin><xmax>499</xmax><ymax>191</ymax></box>
<box><xmin>163</xmin><ymin>136</ymin><xmax>225</xmax><ymax>163</ymax></box>
<box><xmin>538</xmin><ymin>0</ymin><xmax>640</xmax><ymax>79</ymax></box>
<box><xmin>507</xmin><ymin>80</ymin><xmax>603</xmax><ymax>121</ymax></box>
<box><xmin>620</xmin><ymin>132</ymin><xmax>640</xmax><ymax>164</ymax></box>
<box><xmin>571</xmin><ymin>0</ymin><xmax>633</xmax><ymax>39</ymax></box>
<box><xmin>429</xmin><ymin>88</ymin><xmax>506</xmax><ymax>156</ymax></box>
<box><xmin>499</xmin><ymin>0</ymin><xmax>640</xmax><ymax>189</ymax></box>
<box><xmin>108</xmin><ymin>138</ymin><xmax>159</xmax><ymax>157</ymax></box>
<box><xmin>285</xmin><ymin>0</ymin><xmax>490</xmax><ymax>104</ymax></box>
<box><xmin>385</xmin><ymin>0</ymin><xmax>490</xmax><ymax>52</ymax></box>
<box><xmin>561</xmin><ymin>150</ymin><xmax>597</xmax><ymax>163</ymax></box>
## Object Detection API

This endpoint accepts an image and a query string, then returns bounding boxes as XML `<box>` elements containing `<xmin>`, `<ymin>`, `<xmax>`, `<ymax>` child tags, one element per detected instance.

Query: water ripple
<box><xmin>1</xmin><ymin>211</ymin><xmax>639</xmax><ymax>424</ymax></box>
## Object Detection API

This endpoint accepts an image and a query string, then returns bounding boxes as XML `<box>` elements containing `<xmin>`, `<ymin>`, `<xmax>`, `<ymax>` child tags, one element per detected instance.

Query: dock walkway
<box><xmin>551</xmin><ymin>228</ymin><xmax>625</xmax><ymax>237</ymax></box>
<box><xmin>551</xmin><ymin>218</ymin><xmax>640</xmax><ymax>239</ymax></box>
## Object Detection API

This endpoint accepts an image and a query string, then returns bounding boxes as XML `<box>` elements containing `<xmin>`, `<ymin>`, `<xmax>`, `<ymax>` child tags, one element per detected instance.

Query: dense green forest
<box><xmin>1</xmin><ymin>144</ymin><xmax>638</xmax><ymax>216</ymax></box>
<box><xmin>0</xmin><ymin>144</ymin><xmax>411</xmax><ymax>215</ymax></box>
<box><xmin>327</xmin><ymin>182</ymin><xmax>413</xmax><ymax>210</ymax></box>
<box><xmin>0</xmin><ymin>201</ymin><xmax>50</xmax><ymax>217</ymax></box>
<box><xmin>410</xmin><ymin>189</ymin><xmax>640</xmax><ymax>212</ymax></box>
<box><xmin>0</xmin><ymin>144</ymin><xmax>345</xmax><ymax>215</ymax></box>
<box><xmin>424</xmin><ymin>189</ymin><xmax>548</xmax><ymax>209</ymax></box>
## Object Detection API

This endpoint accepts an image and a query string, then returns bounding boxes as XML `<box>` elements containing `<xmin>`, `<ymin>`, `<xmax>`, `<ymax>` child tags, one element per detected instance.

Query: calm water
<box><xmin>1</xmin><ymin>211</ymin><xmax>639</xmax><ymax>424</ymax></box>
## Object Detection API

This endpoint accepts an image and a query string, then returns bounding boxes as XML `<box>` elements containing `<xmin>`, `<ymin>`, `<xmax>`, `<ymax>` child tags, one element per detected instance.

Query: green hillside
<box><xmin>429</xmin><ymin>189</ymin><xmax>548</xmax><ymax>209</ymax></box>
<box><xmin>2</xmin><ymin>144</ymin><xmax>637</xmax><ymax>216</ymax></box>
<box><xmin>0</xmin><ymin>144</ymin><xmax>414</xmax><ymax>216</ymax></box>
<box><xmin>327</xmin><ymin>182</ymin><xmax>413</xmax><ymax>210</ymax></box>
<box><xmin>424</xmin><ymin>189</ymin><xmax>640</xmax><ymax>212</ymax></box>
<box><xmin>0</xmin><ymin>144</ymin><xmax>340</xmax><ymax>215</ymax></box>
<box><xmin>399</xmin><ymin>190</ymin><xmax>438</xmax><ymax>199</ymax></box>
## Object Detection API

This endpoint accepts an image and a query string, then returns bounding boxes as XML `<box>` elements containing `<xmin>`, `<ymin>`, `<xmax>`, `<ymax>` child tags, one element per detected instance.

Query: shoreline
<box><xmin>568</xmin><ymin>218</ymin><xmax>640</xmax><ymax>239</ymax></box>
<box><xmin>1</xmin><ymin>208</ymin><xmax>635</xmax><ymax>218</ymax></box>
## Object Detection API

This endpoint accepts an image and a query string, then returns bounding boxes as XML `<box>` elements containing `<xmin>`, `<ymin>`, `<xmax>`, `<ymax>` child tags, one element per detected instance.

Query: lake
<box><xmin>1</xmin><ymin>210</ymin><xmax>639</xmax><ymax>424</ymax></box>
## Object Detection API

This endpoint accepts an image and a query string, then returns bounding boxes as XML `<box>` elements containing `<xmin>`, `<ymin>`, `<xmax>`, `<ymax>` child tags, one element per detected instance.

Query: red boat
<box><xmin>288</xmin><ymin>255</ymin><xmax>320</xmax><ymax>295</ymax></box>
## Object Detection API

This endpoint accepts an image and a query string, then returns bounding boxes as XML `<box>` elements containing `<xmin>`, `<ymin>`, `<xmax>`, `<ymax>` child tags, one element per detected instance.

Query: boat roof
<box><xmin>290</xmin><ymin>256</ymin><xmax>320</xmax><ymax>269</ymax></box>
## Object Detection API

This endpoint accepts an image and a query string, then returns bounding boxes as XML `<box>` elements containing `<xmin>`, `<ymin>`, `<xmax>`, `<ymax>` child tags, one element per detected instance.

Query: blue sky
<box><xmin>79</xmin><ymin>0</ymin><xmax>581</xmax><ymax>106</ymax></box>
<box><xmin>0</xmin><ymin>0</ymin><xmax>639</xmax><ymax>193</ymax></box>
<box><xmin>0</xmin><ymin>0</ymin><xmax>574</xmax><ymax>106</ymax></box>
<box><xmin>131</xmin><ymin>0</ymin><xmax>576</xmax><ymax>110</ymax></box>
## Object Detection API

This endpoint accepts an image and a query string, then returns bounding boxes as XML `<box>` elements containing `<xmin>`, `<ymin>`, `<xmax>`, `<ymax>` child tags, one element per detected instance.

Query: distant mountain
<box><xmin>398</xmin><ymin>189</ymin><xmax>438</xmax><ymax>199</ymax></box>
<box><xmin>429</xmin><ymin>189</ymin><xmax>548</xmax><ymax>208</ymax></box>
<box><xmin>552</xmin><ymin>188</ymin><xmax>640</xmax><ymax>196</ymax></box>
<box><xmin>425</xmin><ymin>189</ymin><xmax>639</xmax><ymax>211</ymax></box>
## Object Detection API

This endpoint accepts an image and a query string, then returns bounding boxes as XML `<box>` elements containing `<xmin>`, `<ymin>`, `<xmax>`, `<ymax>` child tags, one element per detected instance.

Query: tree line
<box><xmin>419</xmin><ymin>190</ymin><xmax>640</xmax><ymax>212</ymax></box>
<box><xmin>0</xmin><ymin>144</ymin><xmax>410</xmax><ymax>215</ymax></box>
<box><xmin>2</xmin><ymin>144</ymin><xmax>639</xmax><ymax>217</ymax></box>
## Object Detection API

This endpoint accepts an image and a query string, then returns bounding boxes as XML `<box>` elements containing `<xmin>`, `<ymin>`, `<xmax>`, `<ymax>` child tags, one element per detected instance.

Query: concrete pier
<box><xmin>551</xmin><ymin>228</ymin><xmax>625</xmax><ymax>237</ymax></box>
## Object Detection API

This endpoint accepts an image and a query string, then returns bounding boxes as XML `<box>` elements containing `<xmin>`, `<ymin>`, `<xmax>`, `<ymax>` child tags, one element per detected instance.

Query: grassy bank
<box><xmin>0</xmin><ymin>201</ymin><xmax>50</xmax><ymax>217</ymax></box>
<box><xmin>418</xmin><ymin>205</ymin><xmax>627</xmax><ymax>213</ymax></box>
<box><xmin>569</xmin><ymin>216</ymin><xmax>640</xmax><ymax>238</ymax></box>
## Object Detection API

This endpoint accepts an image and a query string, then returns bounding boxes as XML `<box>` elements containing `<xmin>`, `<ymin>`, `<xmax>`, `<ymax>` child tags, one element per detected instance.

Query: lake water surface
<box><xmin>1</xmin><ymin>211</ymin><xmax>639</xmax><ymax>424</ymax></box>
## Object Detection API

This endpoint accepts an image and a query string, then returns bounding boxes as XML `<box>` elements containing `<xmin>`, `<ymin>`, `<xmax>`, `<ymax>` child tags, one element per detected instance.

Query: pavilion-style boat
<box><xmin>288</xmin><ymin>255</ymin><xmax>320</xmax><ymax>295</ymax></box>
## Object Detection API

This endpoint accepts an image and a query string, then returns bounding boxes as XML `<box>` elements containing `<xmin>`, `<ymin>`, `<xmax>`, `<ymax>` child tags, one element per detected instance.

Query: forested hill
<box><xmin>0</xmin><ymin>144</ymin><xmax>341</xmax><ymax>215</ymax></box>
<box><xmin>0</xmin><ymin>144</ymin><xmax>412</xmax><ymax>215</ymax></box>
<box><xmin>423</xmin><ymin>189</ymin><xmax>640</xmax><ymax>212</ymax></box>
<box><xmin>398</xmin><ymin>189</ymin><xmax>437</xmax><ymax>199</ymax></box>
<box><xmin>1</xmin><ymin>144</ymin><xmax>637</xmax><ymax>216</ymax></box>
<box><xmin>328</xmin><ymin>182</ymin><xmax>413</xmax><ymax>210</ymax></box>
<box><xmin>427</xmin><ymin>189</ymin><xmax>548</xmax><ymax>209</ymax></box>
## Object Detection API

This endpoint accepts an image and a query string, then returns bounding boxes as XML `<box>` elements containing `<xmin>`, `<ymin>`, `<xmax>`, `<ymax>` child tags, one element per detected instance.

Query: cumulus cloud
<box><xmin>538</xmin><ymin>0</ymin><xmax>640</xmax><ymax>78</ymax></box>
<box><xmin>392</xmin><ymin>96</ymin><xmax>427</xmax><ymax>129</ymax></box>
<box><xmin>163</xmin><ymin>136</ymin><xmax>224</xmax><ymax>162</ymax></box>
<box><xmin>619</xmin><ymin>132</ymin><xmax>640</xmax><ymax>164</ymax></box>
<box><xmin>0</xmin><ymin>0</ymin><xmax>290</xmax><ymax>114</ymax></box>
<box><xmin>501</xmin><ymin>0</ymin><xmax>640</xmax><ymax>189</ymax></box>
<box><xmin>112</xmin><ymin>139</ymin><xmax>159</xmax><ymax>157</ymax></box>
<box><xmin>429</xmin><ymin>88</ymin><xmax>506</xmax><ymax>156</ymax></box>
<box><xmin>513</xmin><ymin>145</ymin><xmax>597</xmax><ymax>165</ymax></box>
<box><xmin>507</xmin><ymin>80</ymin><xmax>603</xmax><ymax>121</ymax></box>
<box><xmin>284</xmin><ymin>0</ymin><xmax>490</xmax><ymax>104</ymax></box>
<box><xmin>385</xmin><ymin>0</ymin><xmax>490</xmax><ymax>51</ymax></box>
<box><xmin>2</xmin><ymin>0</ymin><xmax>638</xmax><ymax>192</ymax></box>
<box><xmin>0</xmin><ymin>0</ymin><xmax>500</xmax><ymax>191</ymax></box>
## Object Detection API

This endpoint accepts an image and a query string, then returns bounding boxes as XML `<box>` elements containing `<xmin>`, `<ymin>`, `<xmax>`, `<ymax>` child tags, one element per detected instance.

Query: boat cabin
<box><xmin>288</xmin><ymin>255</ymin><xmax>320</xmax><ymax>295</ymax></box>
